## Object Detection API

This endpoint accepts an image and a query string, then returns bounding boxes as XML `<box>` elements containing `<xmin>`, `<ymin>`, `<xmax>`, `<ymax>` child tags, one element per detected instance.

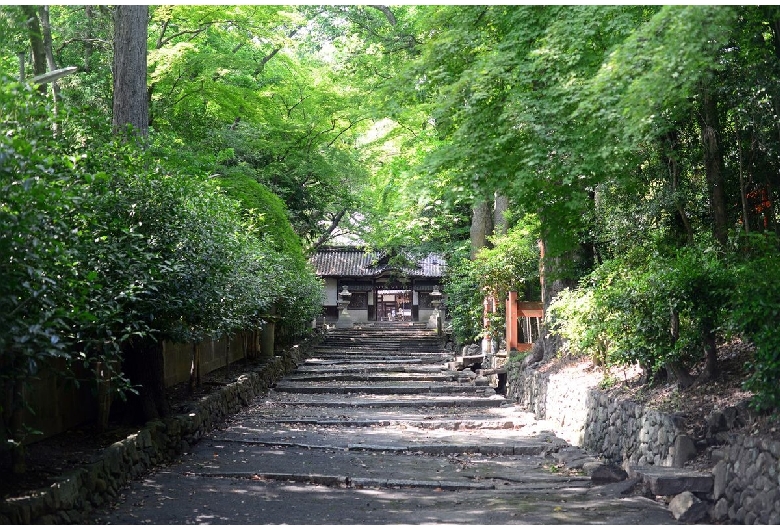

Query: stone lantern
<box><xmin>427</xmin><ymin>286</ymin><xmax>443</xmax><ymax>334</ymax></box>
<box><xmin>336</xmin><ymin>285</ymin><xmax>354</xmax><ymax>328</ymax></box>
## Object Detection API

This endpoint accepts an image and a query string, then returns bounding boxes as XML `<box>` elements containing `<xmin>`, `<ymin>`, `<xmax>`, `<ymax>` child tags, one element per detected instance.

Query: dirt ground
<box><xmin>1</xmin><ymin>338</ymin><xmax>774</xmax><ymax>501</ymax></box>
<box><xmin>600</xmin><ymin>338</ymin><xmax>772</xmax><ymax>439</ymax></box>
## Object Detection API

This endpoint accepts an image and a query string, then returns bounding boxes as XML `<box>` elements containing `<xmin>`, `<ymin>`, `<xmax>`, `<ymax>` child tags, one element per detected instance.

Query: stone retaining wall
<box><xmin>711</xmin><ymin>434</ymin><xmax>780</xmax><ymax>524</ymax></box>
<box><xmin>0</xmin><ymin>343</ymin><xmax>312</xmax><ymax>525</ymax></box>
<box><xmin>507</xmin><ymin>358</ymin><xmax>780</xmax><ymax>524</ymax></box>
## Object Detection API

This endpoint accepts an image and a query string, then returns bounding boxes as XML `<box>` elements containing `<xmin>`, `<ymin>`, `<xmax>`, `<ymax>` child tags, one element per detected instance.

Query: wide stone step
<box><xmin>244</xmin><ymin>418</ymin><xmax>524</xmax><ymax>430</ymax></box>
<box><xmin>284</xmin><ymin>373</ymin><xmax>458</xmax><ymax>383</ymax></box>
<box><xmin>296</xmin><ymin>363</ymin><xmax>448</xmax><ymax>373</ymax></box>
<box><xmin>273</xmin><ymin>382</ymin><xmax>489</xmax><ymax>395</ymax></box>
<box><xmin>306</xmin><ymin>350</ymin><xmax>452</xmax><ymax>361</ymax></box>
<box><xmin>302</xmin><ymin>358</ymin><xmax>447</xmax><ymax>367</ymax></box>
<box><xmin>322</xmin><ymin>335</ymin><xmax>438</xmax><ymax>341</ymax></box>
<box><xmin>237</xmin><ymin>403</ymin><xmax>529</xmax><ymax>424</ymax></box>
<box><xmin>316</xmin><ymin>343</ymin><xmax>445</xmax><ymax>351</ymax></box>
<box><xmin>267</xmin><ymin>393</ymin><xmax>507</xmax><ymax>408</ymax></box>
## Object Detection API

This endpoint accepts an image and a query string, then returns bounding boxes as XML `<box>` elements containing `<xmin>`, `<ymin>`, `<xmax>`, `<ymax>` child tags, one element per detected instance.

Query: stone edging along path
<box><xmin>0</xmin><ymin>340</ymin><xmax>314</xmax><ymax>525</ymax></box>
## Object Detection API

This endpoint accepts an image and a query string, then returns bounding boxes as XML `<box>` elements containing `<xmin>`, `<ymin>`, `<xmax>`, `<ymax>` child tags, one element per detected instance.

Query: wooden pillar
<box><xmin>260</xmin><ymin>305</ymin><xmax>276</xmax><ymax>359</ymax></box>
<box><xmin>506</xmin><ymin>291</ymin><xmax>519</xmax><ymax>351</ymax></box>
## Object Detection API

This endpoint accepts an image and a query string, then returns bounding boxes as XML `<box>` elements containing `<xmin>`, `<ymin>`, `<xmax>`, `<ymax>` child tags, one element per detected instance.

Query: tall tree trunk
<box><xmin>21</xmin><ymin>5</ymin><xmax>47</xmax><ymax>94</ymax></box>
<box><xmin>84</xmin><ymin>6</ymin><xmax>94</xmax><ymax>72</ymax></box>
<box><xmin>664</xmin><ymin>130</ymin><xmax>695</xmax><ymax>246</ymax></box>
<box><xmin>469</xmin><ymin>199</ymin><xmax>494</xmax><ymax>259</ymax></box>
<box><xmin>667</xmin><ymin>309</ymin><xmax>695</xmax><ymax>388</ymax></box>
<box><xmin>529</xmin><ymin>237</ymin><xmax>572</xmax><ymax>365</ymax></box>
<box><xmin>113</xmin><ymin>5</ymin><xmax>149</xmax><ymax>139</ymax></box>
<box><xmin>112</xmin><ymin>6</ymin><xmax>161</xmax><ymax>422</ymax></box>
<box><xmin>700</xmin><ymin>325</ymin><xmax>719</xmax><ymax>382</ymax></box>
<box><xmin>38</xmin><ymin>6</ymin><xmax>59</xmax><ymax>99</ymax></box>
<box><xmin>493</xmin><ymin>193</ymin><xmax>509</xmax><ymax>236</ymax></box>
<box><xmin>38</xmin><ymin>5</ymin><xmax>62</xmax><ymax>133</ymax></box>
<box><xmin>470</xmin><ymin>197</ymin><xmax>495</xmax><ymax>352</ymax></box>
<box><xmin>734</xmin><ymin>119</ymin><xmax>751</xmax><ymax>234</ymax></box>
<box><xmin>700</xmin><ymin>87</ymin><xmax>728</xmax><ymax>246</ymax></box>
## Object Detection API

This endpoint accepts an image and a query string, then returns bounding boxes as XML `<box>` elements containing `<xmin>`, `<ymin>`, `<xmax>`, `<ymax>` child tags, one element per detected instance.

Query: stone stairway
<box><xmin>274</xmin><ymin>323</ymin><xmax>502</xmax><ymax>407</ymax></box>
<box><xmin>94</xmin><ymin>324</ymin><xmax>678</xmax><ymax>525</ymax></box>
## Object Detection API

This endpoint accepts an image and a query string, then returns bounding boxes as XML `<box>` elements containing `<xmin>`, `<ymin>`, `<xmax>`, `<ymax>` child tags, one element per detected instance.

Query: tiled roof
<box><xmin>311</xmin><ymin>247</ymin><xmax>445</xmax><ymax>278</ymax></box>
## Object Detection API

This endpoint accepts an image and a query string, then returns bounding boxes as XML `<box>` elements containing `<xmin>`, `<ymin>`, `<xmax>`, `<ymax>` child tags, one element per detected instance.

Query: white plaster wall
<box><xmin>324</xmin><ymin>278</ymin><xmax>338</xmax><ymax>305</ymax></box>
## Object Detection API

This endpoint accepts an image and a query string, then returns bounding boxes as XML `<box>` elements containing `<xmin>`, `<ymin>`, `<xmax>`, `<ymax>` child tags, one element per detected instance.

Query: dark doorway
<box><xmin>376</xmin><ymin>290</ymin><xmax>412</xmax><ymax>321</ymax></box>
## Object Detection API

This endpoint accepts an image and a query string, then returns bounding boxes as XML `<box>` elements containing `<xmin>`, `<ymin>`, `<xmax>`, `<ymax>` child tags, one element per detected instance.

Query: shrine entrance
<box><xmin>376</xmin><ymin>289</ymin><xmax>412</xmax><ymax>321</ymax></box>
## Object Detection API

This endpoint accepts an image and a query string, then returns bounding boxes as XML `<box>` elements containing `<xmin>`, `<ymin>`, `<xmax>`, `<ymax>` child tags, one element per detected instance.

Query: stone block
<box><xmin>670</xmin><ymin>491</ymin><xmax>709</xmax><ymax>523</ymax></box>
<box><xmin>590</xmin><ymin>463</ymin><xmax>628</xmax><ymax>484</ymax></box>
<box><xmin>629</xmin><ymin>465</ymin><xmax>714</xmax><ymax>496</ymax></box>
<box><xmin>710</xmin><ymin>497</ymin><xmax>729</xmax><ymax>521</ymax></box>
<box><xmin>672</xmin><ymin>434</ymin><xmax>697</xmax><ymax>467</ymax></box>
<box><xmin>712</xmin><ymin>460</ymin><xmax>729</xmax><ymax>499</ymax></box>
<box><xmin>51</xmin><ymin>472</ymin><xmax>81</xmax><ymax>508</ymax></box>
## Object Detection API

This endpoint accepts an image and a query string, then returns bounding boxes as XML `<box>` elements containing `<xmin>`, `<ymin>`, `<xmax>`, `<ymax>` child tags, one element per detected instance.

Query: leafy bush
<box><xmin>547</xmin><ymin>287</ymin><xmax>606</xmax><ymax>363</ymax></box>
<box><xmin>549</xmin><ymin>242</ymin><xmax>732</xmax><ymax>381</ymax></box>
<box><xmin>1</xmin><ymin>78</ymin><xmax>324</xmax><ymax>460</ymax></box>
<box><xmin>728</xmin><ymin>233</ymin><xmax>780</xmax><ymax>412</ymax></box>
<box><xmin>443</xmin><ymin>250</ymin><xmax>484</xmax><ymax>345</ymax></box>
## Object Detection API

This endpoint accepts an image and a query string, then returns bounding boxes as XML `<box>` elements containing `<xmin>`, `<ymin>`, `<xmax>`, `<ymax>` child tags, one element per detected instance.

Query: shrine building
<box><xmin>310</xmin><ymin>246</ymin><xmax>446</xmax><ymax>324</ymax></box>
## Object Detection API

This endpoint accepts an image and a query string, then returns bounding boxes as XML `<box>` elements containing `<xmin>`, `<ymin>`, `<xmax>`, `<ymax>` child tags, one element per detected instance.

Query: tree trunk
<box><xmin>493</xmin><ymin>193</ymin><xmax>509</xmax><ymax>236</ymax></box>
<box><xmin>699</xmin><ymin>87</ymin><xmax>728</xmax><ymax>246</ymax></box>
<box><xmin>531</xmin><ymin>238</ymin><xmax>576</xmax><ymax>364</ymax></box>
<box><xmin>38</xmin><ymin>6</ymin><xmax>59</xmax><ymax>99</ymax></box>
<box><xmin>667</xmin><ymin>308</ymin><xmax>695</xmax><ymax>389</ymax></box>
<box><xmin>21</xmin><ymin>5</ymin><xmax>47</xmax><ymax>95</ymax></box>
<box><xmin>113</xmin><ymin>5</ymin><xmax>149</xmax><ymax>139</ymax></box>
<box><xmin>38</xmin><ymin>5</ymin><xmax>62</xmax><ymax>134</ymax></box>
<box><xmin>84</xmin><ymin>6</ymin><xmax>94</xmax><ymax>72</ymax></box>
<box><xmin>700</xmin><ymin>327</ymin><xmax>719</xmax><ymax>383</ymax></box>
<box><xmin>470</xmin><ymin>199</ymin><xmax>494</xmax><ymax>259</ymax></box>
<box><xmin>664</xmin><ymin>130</ymin><xmax>695</xmax><ymax>246</ymax></box>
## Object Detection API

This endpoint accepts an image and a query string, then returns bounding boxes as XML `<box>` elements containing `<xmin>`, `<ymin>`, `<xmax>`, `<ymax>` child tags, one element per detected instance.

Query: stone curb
<box><xmin>0</xmin><ymin>340</ymin><xmax>316</xmax><ymax>525</ymax></box>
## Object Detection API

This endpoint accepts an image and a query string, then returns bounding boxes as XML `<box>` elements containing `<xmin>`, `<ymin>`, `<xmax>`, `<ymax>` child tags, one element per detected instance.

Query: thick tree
<box><xmin>112</xmin><ymin>5</ymin><xmax>148</xmax><ymax>139</ymax></box>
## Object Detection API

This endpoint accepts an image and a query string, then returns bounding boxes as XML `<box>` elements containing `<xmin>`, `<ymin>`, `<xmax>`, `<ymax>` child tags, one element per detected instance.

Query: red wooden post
<box><xmin>506</xmin><ymin>291</ymin><xmax>519</xmax><ymax>351</ymax></box>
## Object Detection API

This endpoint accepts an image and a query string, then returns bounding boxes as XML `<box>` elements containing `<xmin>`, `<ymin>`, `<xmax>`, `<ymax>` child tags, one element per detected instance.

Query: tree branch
<box><xmin>367</xmin><ymin>5</ymin><xmax>396</xmax><ymax>26</ymax></box>
<box><xmin>328</xmin><ymin>117</ymin><xmax>371</xmax><ymax>147</ymax></box>
<box><xmin>254</xmin><ymin>26</ymin><xmax>302</xmax><ymax>75</ymax></box>
<box><xmin>311</xmin><ymin>209</ymin><xmax>348</xmax><ymax>251</ymax></box>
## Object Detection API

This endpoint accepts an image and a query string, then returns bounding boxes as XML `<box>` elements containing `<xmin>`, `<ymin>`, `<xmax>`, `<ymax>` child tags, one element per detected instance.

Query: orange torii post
<box><xmin>506</xmin><ymin>292</ymin><xmax>543</xmax><ymax>352</ymax></box>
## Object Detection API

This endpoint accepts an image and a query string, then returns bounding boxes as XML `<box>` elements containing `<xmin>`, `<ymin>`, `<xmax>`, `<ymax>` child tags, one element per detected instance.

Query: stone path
<box><xmin>93</xmin><ymin>324</ymin><xmax>676</xmax><ymax>524</ymax></box>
